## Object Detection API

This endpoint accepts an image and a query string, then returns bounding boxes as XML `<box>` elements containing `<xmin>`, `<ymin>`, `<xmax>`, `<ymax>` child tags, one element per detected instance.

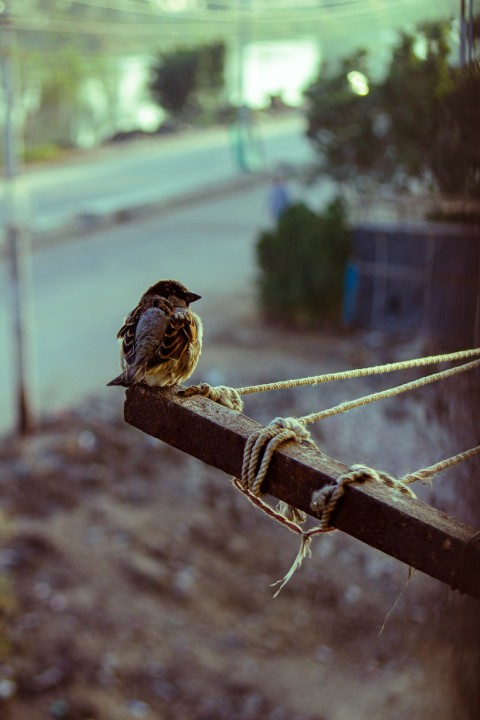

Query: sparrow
<box><xmin>107</xmin><ymin>278</ymin><xmax>203</xmax><ymax>388</ymax></box>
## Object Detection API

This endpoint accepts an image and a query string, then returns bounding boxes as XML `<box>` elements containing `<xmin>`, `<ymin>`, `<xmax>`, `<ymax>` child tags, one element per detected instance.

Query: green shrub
<box><xmin>150</xmin><ymin>42</ymin><xmax>226</xmax><ymax>124</ymax></box>
<box><xmin>256</xmin><ymin>197</ymin><xmax>350</xmax><ymax>327</ymax></box>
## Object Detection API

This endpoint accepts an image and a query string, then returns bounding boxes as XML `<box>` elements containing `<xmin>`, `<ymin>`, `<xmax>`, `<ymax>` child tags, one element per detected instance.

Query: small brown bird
<box><xmin>107</xmin><ymin>278</ymin><xmax>203</xmax><ymax>388</ymax></box>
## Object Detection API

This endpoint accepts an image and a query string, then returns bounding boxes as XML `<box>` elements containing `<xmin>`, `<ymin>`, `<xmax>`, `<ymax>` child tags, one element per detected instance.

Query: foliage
<box><xmin>304</xmin><ymin>50</ymin><xmax>385</xmax><ymax>183</ymax></box>
<box><xmin>304</xmin><ymin>20</ymin><xmax>480</xmax><ymax>197</ymax></box>
<box><xmin>19</xmin><ymin>48</ymin><xmax>113</xmax><ymax>151</ymax></box>
<box><xmin>379</xmin><ymin>23</ymin><xmax>453</xmax><ymax>181</ymax></box>
<box><xmin>256</xmin><ymin>198</ymin><xmax>351</xmax><ymax>327</ymax></box>
<box><xmin>150</xmin><ymin>48</ymin><xmax>199</xmax><ymax>120</ymax></box>
<box><xmin>430</xmin><ymin>62</ymin><xmax>480</xmax><ymax>196</ymax></box>
<box><xmin>149</xmin><ymin>42</ymin><xmax>226</xmax><ymax>123</ymax></box>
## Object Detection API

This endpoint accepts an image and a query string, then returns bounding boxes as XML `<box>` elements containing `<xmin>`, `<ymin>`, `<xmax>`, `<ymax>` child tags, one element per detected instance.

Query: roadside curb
<box><xmin>1</xmin><ymin>171</ymin><xmax>269</xmax><ymax>259</ymax></box>
<box><xmin>35</xmin><ymin>171</ymin><xmax>268</xmax><ymax>249</ymax></box>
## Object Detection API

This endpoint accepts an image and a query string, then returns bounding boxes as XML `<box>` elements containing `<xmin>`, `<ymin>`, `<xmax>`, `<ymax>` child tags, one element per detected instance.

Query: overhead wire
<box><xmin>12</xmin><ymin>0</ymin><xmax>444</xmax><ymax>35</ymax></box>
<box><xmin>66</xmin><ymin>0</ymin><xmax>367</xmax><ymax>15</ymax></box>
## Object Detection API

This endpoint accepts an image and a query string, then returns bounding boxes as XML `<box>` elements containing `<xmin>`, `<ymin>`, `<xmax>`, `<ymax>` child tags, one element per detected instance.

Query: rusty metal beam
<box><xmin>124</xmin><ymin>384</ymin><xmax>480</xmax><ymax>601</ymax></box>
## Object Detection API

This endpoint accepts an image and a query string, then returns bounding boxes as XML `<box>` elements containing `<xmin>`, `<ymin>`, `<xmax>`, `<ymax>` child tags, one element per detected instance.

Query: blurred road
<box><xmin>0</xmin><ymin>114</ymin><xmax>312</xmax><ymax>238</ymax></box>
<box><xmin>0</xmin><ymin>111</ymin><xmax>319</xmax><ymax>433</ymax></box>
<box><xmin>0</xmin><ymin>161</ymin><xmax>336</xmax><ymax>434</ymax></box>
<box><xmin>0</xmin><ymin>180</ymin><xmax>260</xmax><ymax>432</ymax></box>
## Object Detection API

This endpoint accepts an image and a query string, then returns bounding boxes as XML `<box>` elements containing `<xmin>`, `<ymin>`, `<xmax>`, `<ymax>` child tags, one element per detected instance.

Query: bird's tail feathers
<box><xmin>106</xmin><ymin>365</ymin><xmax>145</xmax><ymax>387</ymax></box>
<box><xmin>106</xmin><ymin>372</ymin><xmax>129</xmax><ymax>387</ymax></box>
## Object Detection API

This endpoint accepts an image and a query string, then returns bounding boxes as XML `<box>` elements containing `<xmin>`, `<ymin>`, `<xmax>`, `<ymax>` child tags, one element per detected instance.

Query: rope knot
<box><xmin>311</xmin><ymin>463</ymin><xmax>416</xmax><ymax>531</ymax></box>
<box><xmin>268</xmin><ymin>416</ymin><xmax>312</xmax><ymax>442</ymax></box>
<box><xmin>238</xmin><ymin>417</ymin><xmax>319</xmax><ymax>526</ymax></box>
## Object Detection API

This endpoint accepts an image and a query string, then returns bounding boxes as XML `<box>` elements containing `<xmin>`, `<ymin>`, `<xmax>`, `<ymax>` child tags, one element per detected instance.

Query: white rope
<box><xmin>235</xmin><ymin>347</ymin><xmax>480</xmax><ymax>396</ymax></box>
<box><xmin>182</xmin><ymin>346</ymin><xmax>480</xmax><ymax>595</ymax></box>
<box><xmin>401</xmin><ymin>445</ymin><xmax>480</xmax><ymax>485</ymax></box>
<box><xmin>299</xmin><ymin>358</ymin><xmax>480</xmax><ymax>425</ymax></box>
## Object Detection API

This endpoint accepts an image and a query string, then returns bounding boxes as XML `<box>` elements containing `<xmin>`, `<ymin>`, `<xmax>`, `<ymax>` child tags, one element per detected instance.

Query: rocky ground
<box><xmin>0</xmin><ymin>312</ymin><xmax>478</xmax><ymax>720</ymax></box>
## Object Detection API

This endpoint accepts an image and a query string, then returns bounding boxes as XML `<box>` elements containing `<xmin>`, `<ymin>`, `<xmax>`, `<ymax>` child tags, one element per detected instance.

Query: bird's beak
<box><xmin>187</xmin><ymin>292</ymin><xmax>201</xmax><ymax>303</ymax></box>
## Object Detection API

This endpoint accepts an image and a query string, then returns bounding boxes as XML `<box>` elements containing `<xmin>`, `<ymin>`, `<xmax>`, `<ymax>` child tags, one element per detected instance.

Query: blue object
<box><xmin>342</xmin><ymin>261</ymin><xmax>360</xmax><ymax>326</ymax></box>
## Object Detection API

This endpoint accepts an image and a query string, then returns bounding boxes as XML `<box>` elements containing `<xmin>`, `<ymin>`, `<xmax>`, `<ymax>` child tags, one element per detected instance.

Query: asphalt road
<box><xmin>0</xmin><ymin>113</ymin><xmax>323</xmax><ymax>433</ymax></box>
<box><xmin>1</xmin><ymin>114</ymin><xmax>312</xmax><ymax>236</ymax></box>
<box><xmin>0</xmin><ymin>185</ymin><xmax>254</xmax><ymax>433</ymax></box>
<box><xmin>0</xmin><ymin>163</ymin><xmax>336</xmax><ymax>434</ymax></box>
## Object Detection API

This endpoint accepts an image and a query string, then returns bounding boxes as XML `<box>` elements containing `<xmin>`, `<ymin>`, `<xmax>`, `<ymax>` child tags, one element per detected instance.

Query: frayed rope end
<box><xmin>271</xmin><ymin>534</ymin><xmax>313</xmax><ymax>598</ymax></box>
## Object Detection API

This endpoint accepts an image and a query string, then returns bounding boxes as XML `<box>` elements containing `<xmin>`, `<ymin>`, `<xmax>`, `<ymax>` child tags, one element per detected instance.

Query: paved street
<box><xmin>0</xmin><ymin>169</ymin><xmax>336</xmax><ymax>434</ymax></box>
<box><xmin>0</xmin><ymin>112</ymin><xmax>324</xmax><ymax>433</ymax></box>
<box><xmin>0</xmin><ymin>114</ymin><xmax>312</xmax><ymax>237</ymax></box>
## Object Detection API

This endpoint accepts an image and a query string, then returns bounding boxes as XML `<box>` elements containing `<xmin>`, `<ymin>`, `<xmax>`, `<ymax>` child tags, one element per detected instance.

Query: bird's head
<box><xmin>143</xmin><ymin>279</ymin><xmax>201</xmax><ymax>306</ymax></box>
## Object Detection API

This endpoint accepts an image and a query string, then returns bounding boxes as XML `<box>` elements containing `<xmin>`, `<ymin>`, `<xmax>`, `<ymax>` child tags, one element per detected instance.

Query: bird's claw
<box><xmin>179</xmin><ymin>383</ymin><xmax>244</xmax><ymax>412</ymax></box>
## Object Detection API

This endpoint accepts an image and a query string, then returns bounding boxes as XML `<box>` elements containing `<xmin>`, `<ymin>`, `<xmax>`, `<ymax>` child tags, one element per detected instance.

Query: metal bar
<box><xmin>124</xmin><ymin>384</ymin><xmax>480</xmax><ymax>601</ymax></box>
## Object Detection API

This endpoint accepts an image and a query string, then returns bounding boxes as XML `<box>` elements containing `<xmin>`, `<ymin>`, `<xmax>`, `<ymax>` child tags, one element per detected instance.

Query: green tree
<box><xmin>379</xmin><ymin>22</ymin><xmax>453</xmax><ymax>181</ymax></box>
<box><xmin>304</xmin><ymin>50</ymin><xmax>385</xmax><ymax>184</ymax></box>
<box><xmin>150</xmin><ymin>48</ymin><xmax>200</xmax><ymax>121</ymax></box>
<box><xmin>430</xmin><ymin>62</ymin><xmax>480</xmax><ymax>196</ymax></box>
<box><xmin>20</xmin><ymin>48</ymin><xmax>111</xmax><ymax>153</ymax></box>
<box><xmin>304</xmin><ymin>20</ymin><xmax>480</xmax><ymax>197</ymax></box>
<box><xmin>149</xmin><ymin>42</ymin><xmax>226</xmax><ymax>124</ymax></box>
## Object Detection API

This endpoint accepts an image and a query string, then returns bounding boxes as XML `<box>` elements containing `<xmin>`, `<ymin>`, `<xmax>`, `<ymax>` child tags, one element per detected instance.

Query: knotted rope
<box><xmin>182</xmin><ymin>348</ymin><xmax>480</xmax><ymax>412</ymax></box>
<box><xmin>237</xmin><ymin>416</ymin><xmax>317</xmax><ymax>524</ymax></box>
<box><xmin>311</xmin><ymin>464</ymin><xmax>417</xmax><ymax>531</ymax></box>
<box><xmin>181</xmin><ymin>346</ymin><xmax>480</xmax><ymax>596</ymax></box>
<box><xmin>240</xmin><ymin>416</ymin><xmax>314</xmax><ymax>497</ymax></box>
<box><xmin>234</xmin><ymin>433</ymin><xmax>478</xmax><ymax>596</ymax></box>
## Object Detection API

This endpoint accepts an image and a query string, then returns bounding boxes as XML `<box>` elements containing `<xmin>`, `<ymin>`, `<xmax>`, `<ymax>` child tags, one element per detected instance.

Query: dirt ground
<box><xmin>0</xmin><ymin>305</ymin><xmax>478</xmax><ymax>720</ymax></box>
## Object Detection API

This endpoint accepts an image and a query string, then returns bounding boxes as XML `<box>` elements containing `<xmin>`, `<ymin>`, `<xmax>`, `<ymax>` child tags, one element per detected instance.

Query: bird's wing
<box><xmin>154</xmin><ymin>309</ymin><xmax>199</xmax><ymax>363</ymax></box>
<box><xmin>117</xmin><ymin>296</ymin><xmax>172</xmax><ymax>367</ymax></box>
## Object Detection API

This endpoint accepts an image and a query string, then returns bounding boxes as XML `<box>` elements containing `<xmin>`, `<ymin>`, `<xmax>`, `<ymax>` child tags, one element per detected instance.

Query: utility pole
<box><xmin>467</xmin><ymin>0</ymin><xmax>474</xmax><ymax>64</ymax></box>
<box><xmin>233</xmin><ymin>0</ymin><xmax>251</xmax><ymax>172</ymax></box>
<box><xmin>1</xmin><ymin>0</ymin><xmax>36</xmax><ymax>436</ymax></box>
<box><xmin>460</xmin><ymin>0</ymin><xmax>466</xmax><ymax>67</ymax></box>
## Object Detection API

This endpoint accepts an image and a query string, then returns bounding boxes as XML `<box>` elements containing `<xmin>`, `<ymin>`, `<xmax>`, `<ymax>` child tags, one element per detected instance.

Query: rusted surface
<box><xmin>125</xmin><ymin>384</ymin><xmax>480</xmax><ymax>600</ymax></box>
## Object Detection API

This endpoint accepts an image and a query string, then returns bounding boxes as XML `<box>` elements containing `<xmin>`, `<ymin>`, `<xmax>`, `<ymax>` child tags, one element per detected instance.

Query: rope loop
<box><xmin>181</xmin><ymin>348</ymin><xmax>480</xmax><ymax>597</ymax></box>
<box><xmin>268</xmin><ymin>415</ymin><xmax>314</xmax><ymax>441</ymax></box>
<box><xmin>239</xmin><ymin>416</ymin><xmax>317</xmax><ymax>522</ymax></box>
<box><xmin>311</xmin><ymin>463</ymin><xmax>416</xmax><ymax>531</ymax></box>
<box><xmin>241</xmin><ymin>417</ymin><xmax>314</xmax><ymax>496</ymax></box>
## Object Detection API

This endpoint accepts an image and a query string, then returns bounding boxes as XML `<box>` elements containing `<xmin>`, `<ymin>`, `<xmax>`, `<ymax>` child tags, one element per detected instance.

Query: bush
<box><xmin>256</xmin><ymin>198</ymin><xmax>350</xmax><ymax>327</ymax></box>
<box><xmin>149</xmin><ymin>42</ymin><xmax>226</xmax><ymax>124</ymax></box>
<box><xmin>150</xmin><ymin>48</ymin><xmax>199</xmax><ymax>121</ymax></box>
